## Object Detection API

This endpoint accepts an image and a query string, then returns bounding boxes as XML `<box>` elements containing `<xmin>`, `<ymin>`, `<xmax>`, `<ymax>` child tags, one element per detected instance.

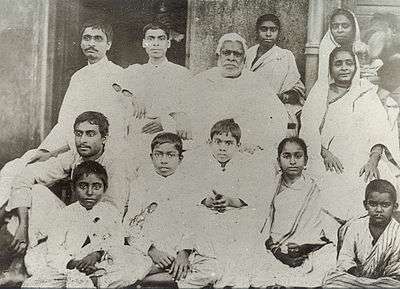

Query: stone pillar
<box><xmin>304</xmin><ymin>0</ymin><xmax>325</xmax><ymax>94</ymax></box>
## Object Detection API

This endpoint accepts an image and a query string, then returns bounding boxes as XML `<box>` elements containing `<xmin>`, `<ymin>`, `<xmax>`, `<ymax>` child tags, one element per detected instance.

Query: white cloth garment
<box><xmin>40</xmin><ymin>57</ymin><xmax>131</xmax><ymax>156</ymax></box>
<box><xmin>301</xmin><ymin>51</ymin><xmax>400</xmax><ymax>221</ymax></box>
<box><xmin>120</xmin><ymin>59</ymin><xmax>192</xmax><ymax>166</ymax></box>
<box><xmin>185</xmin><ymin>67</ymin><xmax>288</xmax><ymax>155</ymax></box>
<box><xmin>8</xmin><ymin>148</ymin><xmax>130</xmax><ymax>216</ymax></box>
<box><xmin>23</xmin><ymin>201</ymin><xmax>151</xmax><ymax>288</ymax></box>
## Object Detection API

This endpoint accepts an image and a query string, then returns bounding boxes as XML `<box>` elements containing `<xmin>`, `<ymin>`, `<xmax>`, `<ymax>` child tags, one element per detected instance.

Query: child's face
<box><xmin>151</xmin><ymin>143</ymin><xmax>182</xmax><ymax>177</ymax></box>
<box><xmin>210</xmin><ymin>132</ymin><xmax>239</xmax><ymax>163</ymax></box>
<box><xmin>364</xmin><ymin>191</ymin><xmax>398</xmax><ymax>227</ymax></box>
<box><xmin>278</xmin><ymin>142</ymin><xmax>307</xmax><ymax>178</ymax></box>
<box><xmin>75</xmin><ymin>173</ymin><xmax>105</xmax><ymax>210</ymax></box>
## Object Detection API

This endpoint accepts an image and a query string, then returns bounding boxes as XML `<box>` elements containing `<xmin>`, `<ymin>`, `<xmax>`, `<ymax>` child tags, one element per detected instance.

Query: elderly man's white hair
<box><xmin>215</xmin><ymin>32</ymin><xmax>248</xmax><ymax>55</ymax></box>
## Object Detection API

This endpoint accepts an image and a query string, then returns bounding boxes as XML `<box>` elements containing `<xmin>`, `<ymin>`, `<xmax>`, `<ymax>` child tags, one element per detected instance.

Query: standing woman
<box><xmin>246</xmin><ymin>14</ymin><xmax>305</xmax><ymax>135</ymax></box>
<box><xmin>317</xmin><ymin>9</ymin><xmax>365</xmax><ymax>80</ymax></box>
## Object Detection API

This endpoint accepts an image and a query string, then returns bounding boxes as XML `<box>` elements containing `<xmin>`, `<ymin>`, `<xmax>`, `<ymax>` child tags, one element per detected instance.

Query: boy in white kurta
<box><xmin>22</xmin><ymin>161</ymin><xmax>151</xmax><ymax>288</ymax></box>
<box><xmin>0</xmin><ymin>112</ymin><xmax>130</xmax><ymax>284</ymax></box>
<box><xmin>124</xmin><ymin>132</ymin><xmax>219</xmax><ymax>288</ymax></box>
<box><xmin>184</xmin><ymin>119</ymin><xmax>274</xmax><ymax>288</ymax></box>
<box><xmin>324</xmin><ymin>179</ymin><xmax>400</xmax><ymax>288</ymax></box>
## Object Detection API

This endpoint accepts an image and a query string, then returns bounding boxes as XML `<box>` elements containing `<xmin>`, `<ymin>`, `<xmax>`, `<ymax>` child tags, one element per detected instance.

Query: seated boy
<box><xmin>23</xmin><ymin>161</ymin><xmax>151</xmax><ymax>288</ymax></box>
<box><xmin>323</xmin><ymin>179</ymin><xmax>400</xmax><ymax>288</ymax></box>
<box><xmin>0</xmin><ymin>112</ymin><xmax>131</xmax><ymax>284</ymax></box>
<box><xmin>183</xmin><ymin>119</ymin><xmax>273</xmax><ymax>288</ymax></box>
<box><xmin>124</xmin><ymin>132</ymin><xmax>219</xmax><ymax>288</ymax></box>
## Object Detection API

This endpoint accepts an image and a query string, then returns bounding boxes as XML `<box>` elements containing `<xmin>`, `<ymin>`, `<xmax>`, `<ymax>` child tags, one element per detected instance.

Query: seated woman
<box><xmin>250</xmin><ymin>137</ymin><xmax>337</xmax><ymax>288</ymax></box>
<box><xmin>301</xmin><ymin>46</ymin><xmax>400</xmax><ymax>223</ymax></box>
<box><xmin>246</xmin><ymin>14</ymin><xmax>305</xmax><ymax>136</ymax></box>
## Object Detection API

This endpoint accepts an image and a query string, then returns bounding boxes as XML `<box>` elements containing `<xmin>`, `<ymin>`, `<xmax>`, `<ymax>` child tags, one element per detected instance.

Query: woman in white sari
<box><xmin>301</xmin><ymin>46</ymin><xmax>400</xmax><ymax>223</ymax></box>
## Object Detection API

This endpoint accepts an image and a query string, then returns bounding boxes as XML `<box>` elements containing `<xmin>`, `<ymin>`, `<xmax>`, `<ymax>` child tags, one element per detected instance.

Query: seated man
<box><xmin>120</xmin><ymin>22</ymin><xmax>192</xmax><ymax>166</ymax></box>
<box><xmin>23</xmin><ymin>161</ymin><xmax>151</xmax><ymax>288</ymax></box>
<box><xmin>183</xmin><ymin>119</ymin><xmax>273</xmax><ymax>288</ymax></box>
<box><xmin>124</xmin><ymin>132</ymin><xmax>219</xmax><ymax>288</ymax></box>
<box><xmin>185</xmin><ymin>33</ymin><xmax>288</xmax><ymax>155</ymax></box>
<box><xmin>323</xmin><ymin>179</ymin><xmax>400</xmax><ymax>288</ymax></box>
<box><xmin>0</xmin><ymin>111</ymin><xmax>130</xmax><ymax>283</ymax></box>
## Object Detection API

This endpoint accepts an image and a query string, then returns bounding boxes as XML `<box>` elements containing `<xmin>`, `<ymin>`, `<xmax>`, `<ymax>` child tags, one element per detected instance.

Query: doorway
<box><xmin>49</xmin><ymin>0</ymin><xmax>188</xmax><ymax>131</ymax></box>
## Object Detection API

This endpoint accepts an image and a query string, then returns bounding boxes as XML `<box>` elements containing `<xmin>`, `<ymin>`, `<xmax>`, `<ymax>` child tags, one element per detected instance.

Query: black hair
<box><xmin>72</xmin><ymin>160</ymin><xmax>108</xmax><ymax>191</ymax></box>
<box><xmin>330</xmin><ymin>9</ymin><xmax>356</xmax><ymax>43</ymax></box>
<box><xmin>210</xmin><ymin>118</ymin><xmax>241</xmax><ymax>144</ymax></box>
<box><xmin>255</xmin><ymin>13</ymin><xmax>281</xmax><ymax>32</ymax></box>
<box><xmin>143</xmin><ymin>22</ymin><xmax>170</xmax><ymax>39</ymax></box>
<box><xmin>74</xmin><ymin>111</ymin><xmax>109</xmax><ymax>138</ymax></box>
<box><xmin>365</xmin><ymin>179</ymin><xmax>397</xmax><ymax>203</ymax></box>
<box><xmin>277</xmin><ymin>137</ymin><xmax>308</xmax><ymax>159</ymax></box>
<box><xmin>329</xmin><ymin>46</ymin><xmax>356</xmax><ymax>76</ymax></box>
<box><xmin>150</xmin><ymin>132</ymin><xmax>183</xmax><ymax>156</ymax></box>
<box><xmin>80</xmin><ymin>18</ymin><xmax>113</xmax><ymax>43</ymax></box>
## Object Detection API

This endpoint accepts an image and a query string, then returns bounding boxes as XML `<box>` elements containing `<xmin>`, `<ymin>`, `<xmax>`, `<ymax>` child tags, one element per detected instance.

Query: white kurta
<box><xmin>324</xmin><ymin>217</ymin><xmax>400</xmax><ymax>288</ymax></box>
<box><xmin>9</xmin><ymin>148</ymin><xmax>130</xmax><ymax>216</ymax></box>
<box><xmin>23</xmin><ymin>201</ymin><xmax>151</xmax><ymax>288</ymax></box>
<box><xmin>183</xmin><ymin>146</ymin><xmax>275</xmax><ymax>288</ymax></box>
<box><xmin>124</xmin><ymin>164</ymin><xmax>198</xmax><ymax>256</ymax></box>
<box><xmin>40</xmin><ymin>57</ymin><xmax>131</xmax><ymax>155</ymax></box>
<box><xmin>124</xmin><ymin>165</ymin><xmax>219</xmax><ymax>288</ymax></box>
<box><xmin>245</xmin><ymin>44</ymin><xmax>306</xmax><ymax>136</ymax></box>
<box><xmin>245</xmin><ymin>44</ymin><xmax>305</xmax><ymax>101</ymax></box>
<box><xmin>185</xmin><ymin>67</ymin><xmax>288</xmax><ymax>154</ymax></box>
<box><xmin>120</xmin><ymin>59</ymin><xmax>192</xmax><ymax>165</ymax></box>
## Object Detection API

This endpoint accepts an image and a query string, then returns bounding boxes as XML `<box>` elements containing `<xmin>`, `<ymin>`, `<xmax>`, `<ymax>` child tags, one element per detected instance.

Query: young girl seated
<box><xmin>324</xmin><ymin>179</ymin><xmax>400</xmax><ymax>288</ymax></box>
<box><xmin>251</xmin><ymin>137</ymin><xmax>338</xmax><ymax>288</ymax></box>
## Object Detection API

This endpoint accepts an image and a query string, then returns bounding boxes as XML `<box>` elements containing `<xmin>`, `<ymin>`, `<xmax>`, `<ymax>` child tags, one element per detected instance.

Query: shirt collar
<box><xmin>146</xmin><ymin>58</ymin><xmax>169</xmax><ymax>69</ymax></box>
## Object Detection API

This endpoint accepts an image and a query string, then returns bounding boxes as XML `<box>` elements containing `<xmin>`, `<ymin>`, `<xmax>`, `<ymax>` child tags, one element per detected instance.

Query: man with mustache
<box><xmin>0</xmin><ymin>111</ymin><xmax>130</xmax><ymax>284</ymax></box>
<box><xmin>186</xmin><ymin>33</ymin><xmax>288</xmax><ymax>159</ymax></box>
<box><xmin>119</xmin><ymin>22</ymin><xmax>192</xmax><ymax>166</ymax></box>
<box><xmin>32</xmin><ymin>18</ymin><xmax>130</xmax><ymax>162</ymax></box>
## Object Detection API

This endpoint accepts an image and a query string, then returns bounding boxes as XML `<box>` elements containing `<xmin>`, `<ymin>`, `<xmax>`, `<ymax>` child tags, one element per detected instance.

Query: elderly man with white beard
<box><xmin>185</xmin><ymin>33</ymin><xmax>288</xmax><ymax>157</ymax></box>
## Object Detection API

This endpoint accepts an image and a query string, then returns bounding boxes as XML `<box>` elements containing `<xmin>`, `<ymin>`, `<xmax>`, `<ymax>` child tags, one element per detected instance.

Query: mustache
<box><xmin>84</xmin><ymin>47</ymin><xmax>98</xmax><ymax>52</ymax></box>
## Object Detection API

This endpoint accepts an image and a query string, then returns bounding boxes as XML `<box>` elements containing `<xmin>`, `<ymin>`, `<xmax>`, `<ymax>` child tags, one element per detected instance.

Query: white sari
<box><xmin>301</xmin><ymin>55</ymin><xmax>400</xmax><ymax>221</ymax></box>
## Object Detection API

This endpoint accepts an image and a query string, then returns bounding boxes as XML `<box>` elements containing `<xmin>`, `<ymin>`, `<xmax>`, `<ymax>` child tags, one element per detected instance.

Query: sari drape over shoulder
<box><xmin>301</xmin><ymin>32</ymin><xmax>400</xmax><ymax>220</ymax></box>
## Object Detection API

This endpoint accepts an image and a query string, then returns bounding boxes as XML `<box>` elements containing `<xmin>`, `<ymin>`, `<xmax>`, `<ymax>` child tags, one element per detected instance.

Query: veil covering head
<box><xmin>318</xmin><ymin>9</ymin><xmax>361</xmax><ymax>81</ymax></box>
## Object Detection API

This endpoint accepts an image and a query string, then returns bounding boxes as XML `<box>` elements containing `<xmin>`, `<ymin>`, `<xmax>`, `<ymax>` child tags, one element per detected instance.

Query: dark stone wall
<box><xmin>187</xmin><ymin>0</ymin><xmax>308</xmax><ymax>79</ymax></box>
<box><xmin>0</xmin><ymin>0</ymin><xmax>49</xmax><ymax>167</ymax></box>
